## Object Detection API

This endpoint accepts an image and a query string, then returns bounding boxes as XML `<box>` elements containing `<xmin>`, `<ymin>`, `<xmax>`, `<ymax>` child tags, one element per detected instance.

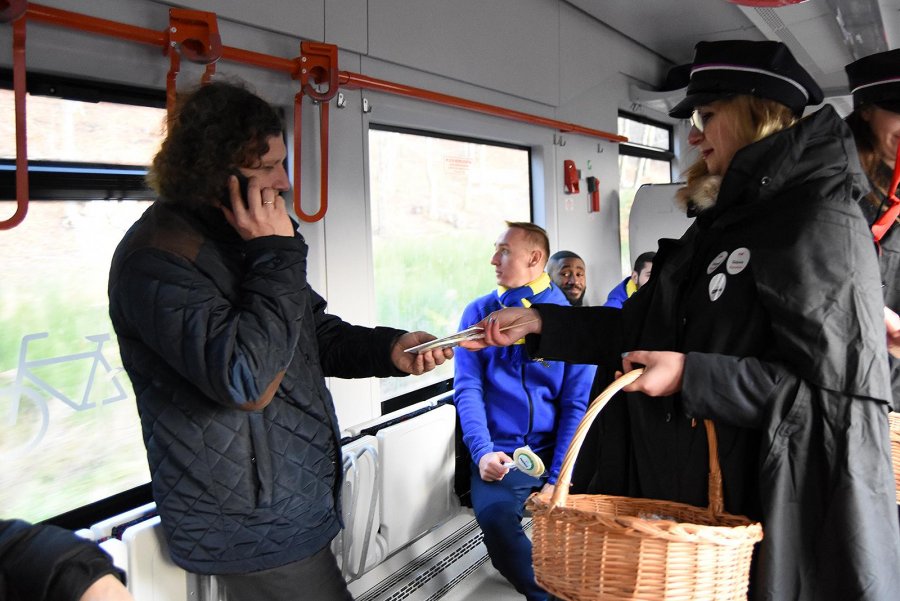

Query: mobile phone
<box><xmin>221</xmin><ymin>171</ymin><xmax>250</xmax><ymax>209</ymax></box>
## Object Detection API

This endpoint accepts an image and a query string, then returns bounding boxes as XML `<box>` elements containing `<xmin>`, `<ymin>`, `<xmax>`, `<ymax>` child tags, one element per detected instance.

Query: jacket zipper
<box><xmin>521</xmin><ymin>364</ymin><xmax>534</xmax><ymax>443</ymax></box>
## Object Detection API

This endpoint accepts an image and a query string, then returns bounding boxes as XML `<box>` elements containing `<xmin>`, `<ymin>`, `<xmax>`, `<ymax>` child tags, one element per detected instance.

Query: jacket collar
<box><xmin>686</xmin><ymin>106</ymin><xmax>869</xmax><ymax>228</ymax></box>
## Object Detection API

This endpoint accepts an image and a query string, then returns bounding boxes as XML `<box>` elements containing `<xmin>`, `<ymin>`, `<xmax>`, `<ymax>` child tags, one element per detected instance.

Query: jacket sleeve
<box><xmin>525</xmin><ymin>304</ymin><xmax>624</xmax><ymax>367</ymax></box>
<box><xmin>0</xmin><ymin>519</ymin><xmax>125</xmax><ymax>601</ymax></box>
<box><xmin>311</xmin><ymin>288</ymin><xmax>407</xmax><ymax>379</ymax></box>
<box><xmin>681</xmin><ymin>353</ymin><xmax>794</xmax><ymax>428</ymax></box>
<box><xmin>453</xmin><ymin>303</ymin><xmax>494</xmax><ymax>466</ymax></box>
<box><xmin>111</xmin><ymin>234</ymin><xmax>309</xmax><ymax>410</ymax></box>
<box><xmin>547</xmin><ymin>361</ymin><xmax>594</xmax><ymax>483</ymax></box>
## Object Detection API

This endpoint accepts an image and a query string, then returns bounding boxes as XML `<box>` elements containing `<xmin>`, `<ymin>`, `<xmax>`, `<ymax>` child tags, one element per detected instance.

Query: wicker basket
<box><xmin>528</xmin><ymin>369</ymin><xmax>764</xmax><ymax>601</ymax></box>
<box><xmin>890</xmin><ymin>413</ymin><xmax>900</xmax><ymax>505</ymax></box>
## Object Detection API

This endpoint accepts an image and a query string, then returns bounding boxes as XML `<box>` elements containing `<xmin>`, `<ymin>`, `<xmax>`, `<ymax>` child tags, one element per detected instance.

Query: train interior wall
<box><xmin>0</xmin><ymin>0</ymin><xmax>684</xmax><ymax>428</ymax></box>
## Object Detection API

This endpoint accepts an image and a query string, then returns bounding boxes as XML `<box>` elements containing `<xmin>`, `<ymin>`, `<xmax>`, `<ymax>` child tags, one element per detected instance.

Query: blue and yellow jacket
<box><xmin>453</xmin><ymin>280</ymin><xmax>595</xmax><ymax>483</ymax></box>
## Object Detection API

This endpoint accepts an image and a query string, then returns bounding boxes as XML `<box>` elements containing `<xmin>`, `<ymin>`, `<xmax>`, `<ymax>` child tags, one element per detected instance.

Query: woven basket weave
<box><xmin>528</xmin><ymin>369</ymin><xmax>764</xmax><ymax>601</ymax></box>
<box><xmin>890</xmin><ymin>413</ymin><xmax>900</xmax><ymax>505</ymax></box>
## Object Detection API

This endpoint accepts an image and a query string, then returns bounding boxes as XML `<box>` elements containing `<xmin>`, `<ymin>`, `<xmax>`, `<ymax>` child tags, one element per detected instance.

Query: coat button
<box><xmin>665</xmin><ymin>412</ymin><xmax>672</xmax><ymax>423</ymax></box>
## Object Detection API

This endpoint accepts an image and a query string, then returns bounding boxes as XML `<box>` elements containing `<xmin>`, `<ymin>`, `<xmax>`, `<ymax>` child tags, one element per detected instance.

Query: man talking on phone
<box><xmin>108</xmin><ymin>81</ymin><xmax>451</xmax><ymax>601</ymax></box>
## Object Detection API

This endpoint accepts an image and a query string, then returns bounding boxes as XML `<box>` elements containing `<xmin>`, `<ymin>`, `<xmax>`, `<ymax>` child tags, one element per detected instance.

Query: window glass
<box><xmin>617</xmin><ymin>115</ymin><xmax>671</xmax><ymax>152</ymax></box>
<box><xmin>0</xmin><ymin>92</ymin><xmax>163</xmax><ymax>523</ymax></box>
<box><xmin>617</xmin><ymin>114</ymin><xmax>673</xmax><ymax>275</ymax></box>
<box><xmin>369</xmin><ymin>128</ymin><xmax>531</xmax><ymax>400</ymax></box>
<box><xmin>0</xmin><ymin>200</ymin><xmax>153</xmax><ymax>522</ymax></box>
<box><xmin>0</xmin><ymin>89</ymin><xmax>165</xmax><ymax>165</ymax></box>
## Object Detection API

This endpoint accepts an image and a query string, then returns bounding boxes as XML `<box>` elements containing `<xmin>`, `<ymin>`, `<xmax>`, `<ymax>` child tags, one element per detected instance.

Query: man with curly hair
<box><xmin>108</xmin><ymin>81</ymin><xmax>451</xmax><ymax>600</ymax></box>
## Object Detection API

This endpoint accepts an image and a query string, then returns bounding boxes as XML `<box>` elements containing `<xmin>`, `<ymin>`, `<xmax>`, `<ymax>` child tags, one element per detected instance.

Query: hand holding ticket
<box><xmin>404</xmin><ymin>319</ymin><xmax>541</xmax><ymax>354</ymax></box>
<box><xmin>403</xmin><ymin>326</ymin><xmax>485</xmax><ymax>354</ymax></box>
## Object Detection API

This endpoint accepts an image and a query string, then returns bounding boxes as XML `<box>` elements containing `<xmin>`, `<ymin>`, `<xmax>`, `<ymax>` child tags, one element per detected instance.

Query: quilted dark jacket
<box><xmin>108</xmin><ymin>202</ymin><xmax>405</xmax><ymax>574</ymax></box>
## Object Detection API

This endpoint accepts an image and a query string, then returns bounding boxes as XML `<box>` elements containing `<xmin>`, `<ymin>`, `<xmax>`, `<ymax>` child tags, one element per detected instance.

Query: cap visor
<box><xmin>668</xmin><ymin>93</ymin><xmax>728</xmax><ymax>119</ymax></box>
<box><xmin>876</xmin><ymin>100</ymin><xmax>900</xmax><ymax>115</ymax></box>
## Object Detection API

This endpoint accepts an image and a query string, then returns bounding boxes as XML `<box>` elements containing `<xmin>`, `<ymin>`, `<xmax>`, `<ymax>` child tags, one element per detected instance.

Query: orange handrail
<box><xmin>0</xmin><ymin>13</ymin><xmax>28</xmax><ymax>230</ymax></box>
<box><xmin>165</xmin><ymin>9</ymin><xmax>222</xmax><ymax>119</ymax></box>
<box><xmin>292</xmin><ymin>41</ymin><xmax>340</xmax><ymax>222</ymax></box>
<box><xmin>3</xmin><ymin>2</ymin><xmax>626</xmax><ymax>229</ymax></box>
<box><xmin>338</xmin><ymin>72</ymin><xmax>628</xmax><ymax>143</ymax></box>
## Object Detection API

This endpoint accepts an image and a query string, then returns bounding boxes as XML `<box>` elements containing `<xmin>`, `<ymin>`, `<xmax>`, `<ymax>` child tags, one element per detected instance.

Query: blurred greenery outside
<box><xmin>0</xmin><ymin>201</ymin><xmax>153</xmax><ymax>523</ymax></box>
<box><xmin>369</xmin><ymin>129</ymin><xmax>531</xmax><ymax>399</ymax></box>
<box><xmin>0</xmin><ymin>91</ymin><xmax>163</xmax><ymax>523</ymax></box>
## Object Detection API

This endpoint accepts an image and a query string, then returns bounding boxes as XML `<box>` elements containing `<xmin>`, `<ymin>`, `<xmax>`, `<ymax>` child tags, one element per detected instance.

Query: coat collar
<box><xmin>686</xmin><ymin>106</ymin><xmax>869</xmax><ymax>229</ymax></box>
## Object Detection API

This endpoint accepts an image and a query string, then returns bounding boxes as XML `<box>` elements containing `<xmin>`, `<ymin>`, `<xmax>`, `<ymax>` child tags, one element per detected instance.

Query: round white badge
<box><xmin>726</xmin><ymin>247</ymin><xmax>750</xmax><ymax>275</ymax></box>
<box><xmin>709</xmin><ymin>273</ymin><xmax>726</xmax><ymax>302</ymax></box>
<box><xmin>707</xmin><ymin>251</ymin><xmax>728</xmax><ymax>274</ymax></box>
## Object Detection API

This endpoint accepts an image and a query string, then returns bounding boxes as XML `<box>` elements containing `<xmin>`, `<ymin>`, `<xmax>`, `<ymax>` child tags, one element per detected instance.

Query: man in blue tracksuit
<box><xmin>454</xmin><ymin>221</ymin><xmax>595</xmax><ymax>601</ymax></box>
<box><xmin>601</xmin><ymin>251</ymin><xmax>655</xmax><ymax>308</ymax></box>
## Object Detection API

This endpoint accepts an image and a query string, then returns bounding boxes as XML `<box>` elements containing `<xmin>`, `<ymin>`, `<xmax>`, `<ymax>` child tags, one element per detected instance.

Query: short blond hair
<box><xmin>505</xmin><ymin>221</ymin><xmax>550</xmax><ymax>266</ymax></box>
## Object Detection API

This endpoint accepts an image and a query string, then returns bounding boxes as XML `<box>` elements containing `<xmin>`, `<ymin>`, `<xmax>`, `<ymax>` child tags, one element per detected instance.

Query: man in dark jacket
<box><xmin>107</xmin><ymin>82</ymin><xmax>451</xmax><ymax>601</ymax></box>
<box><xmin>0</xmin><ymin>519</ymin><xmax>131</xmax><ymax>601</ymax></box>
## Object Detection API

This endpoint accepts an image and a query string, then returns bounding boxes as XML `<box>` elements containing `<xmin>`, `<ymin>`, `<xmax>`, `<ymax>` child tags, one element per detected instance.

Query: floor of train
<box><xmin>348</xmin><ymin>509</ymin><xmax>530</xmax><ymax>601</ymax></box>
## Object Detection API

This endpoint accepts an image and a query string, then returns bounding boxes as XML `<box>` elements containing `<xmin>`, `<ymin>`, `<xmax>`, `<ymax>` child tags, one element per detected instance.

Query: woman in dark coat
<box><xmin>463</xmin><ymin>40</ymin><xmax>900</xmax><ymax>600</ymax></box>
<box><xmin>845</xmin><ymin>49</ymin><xmax>900</xmax><ymax>409</ymax></box>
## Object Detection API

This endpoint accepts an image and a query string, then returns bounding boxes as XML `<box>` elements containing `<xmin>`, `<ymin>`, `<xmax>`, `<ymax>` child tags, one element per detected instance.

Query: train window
<box><xmin>617</xmin><ymin>112</ymin><xmax>674</xmax><ymax>274</ymax></box>
<box><xmin>368</xmin><ymin>126</ymin><xmax>531</xmax><ymax>402</ymax></box>
<box><xmin>0</xmin><ymin>85</ymin><xmax>164</xmax><ymax>524</ymax></box>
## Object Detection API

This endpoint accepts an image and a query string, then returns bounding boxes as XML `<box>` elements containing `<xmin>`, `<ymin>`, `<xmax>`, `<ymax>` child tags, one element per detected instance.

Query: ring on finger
<box><xmin>262</xmin><ymin>199</ymin><xmax>274</xmax><ymax>205</ymax></box>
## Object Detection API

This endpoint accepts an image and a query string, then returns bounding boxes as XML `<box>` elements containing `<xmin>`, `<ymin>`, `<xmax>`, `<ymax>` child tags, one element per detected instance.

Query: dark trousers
<box><xmin>469</xmin><ymin>461</ymin><xmax>550</xmax><ymax>601</ymax></box>
<box><xmin>216</xmin><ymin>545</ymin><xmax>353</xmax><ymax>601</ymax></box>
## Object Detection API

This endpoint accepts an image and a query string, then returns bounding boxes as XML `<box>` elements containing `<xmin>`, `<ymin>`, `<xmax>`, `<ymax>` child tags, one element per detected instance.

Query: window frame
<box><xmin>367</xmin><ymin>122</ymin><xmax>534</xmax><ymax>414</ymax></box>
<box><xmin>0</xmin><ymin>68</ymin><xmax>164</xmax><ymax>203</ymax></box>
<box><xmin>617</xmin><ymin>110</ymin><xmax>675</xmax><ymax>163</ymax></box>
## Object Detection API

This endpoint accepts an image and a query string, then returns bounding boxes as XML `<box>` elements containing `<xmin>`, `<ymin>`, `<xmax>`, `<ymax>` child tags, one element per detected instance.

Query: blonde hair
<box><xmin>682</xmin><ymin>96</ymin><xmax>798</xmax><ymax>185</ymax></box>
<box><xmin>505</xmin><ymin>221</ymin><xmax>550</xmax><ymax>266</ymax></box>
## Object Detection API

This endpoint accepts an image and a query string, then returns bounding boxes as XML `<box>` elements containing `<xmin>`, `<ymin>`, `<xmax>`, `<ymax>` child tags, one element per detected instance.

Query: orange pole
<box><xmin>0</xmin><ymin>16</ymin><xmax>28</xmax><ymax>230</ymax></box>
<box><xmin>339</xmin><ymin>71</ymin><xmax>628</xmax><ymax>143</ymax></box>
<box><xmin>220</xmin><ymin>45</ymin><xmax>296</xmax><ymax>74</ymax></box>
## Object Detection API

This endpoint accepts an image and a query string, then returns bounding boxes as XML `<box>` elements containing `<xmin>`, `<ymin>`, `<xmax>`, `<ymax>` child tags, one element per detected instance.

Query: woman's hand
<box><xmin>885</xmin><ymin>306</ymin><xmax>900</xmax><ymax>359</ymax></box>
<box><xmin>620</xmin><ymin>350</ymin><xmax>685</xmax><ymax>396</ymax></box>
<box><xmin>458</xmin><ymin>308</ymin><xmax>541</xmax><ymax>350</ymax></box>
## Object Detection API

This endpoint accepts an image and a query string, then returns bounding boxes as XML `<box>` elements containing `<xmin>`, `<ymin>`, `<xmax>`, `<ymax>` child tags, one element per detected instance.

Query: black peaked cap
<box><xmin>670</xmin><ymin>40</ymin><xmax>823</xmax><ymax>119</ymax></box>
<box><xmin>845</xmin><ymin>49</ymin><xmax>900</xmax><ymax>113</ymax></box>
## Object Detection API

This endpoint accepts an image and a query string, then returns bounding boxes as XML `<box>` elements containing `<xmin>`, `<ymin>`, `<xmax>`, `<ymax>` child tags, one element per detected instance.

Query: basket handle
<box><xmin>549</xmin><ymin>369</ymin><xmax>643</xmax><ymax>508</ymax></box>
<box><xmin>548</xmin><ymin>369</ymin><xmax>726</xmax><ymax>516</ymax></box>
<box><xmin>703</xmin><ymin>419</ymin><xmax>724</xmax><ymax>515</ymax></box>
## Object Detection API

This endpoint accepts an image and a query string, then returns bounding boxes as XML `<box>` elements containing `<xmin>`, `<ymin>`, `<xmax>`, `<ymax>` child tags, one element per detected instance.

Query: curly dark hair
<box><xmin>147</xmin><ymin>81</ymin><xmax>284</xmax><ymax>208</ymax></box>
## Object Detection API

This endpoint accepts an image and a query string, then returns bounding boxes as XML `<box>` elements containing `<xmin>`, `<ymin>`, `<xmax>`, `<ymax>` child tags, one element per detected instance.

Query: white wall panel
<box><xmin>368</xmin><ymin>0</ymin><xmax>560</xmax><ymax>106</ymax></box>
<box><xmin>325</xmin><ymin>0</ymin><xmax>368</xmax><ymax>53</ymax></box>
<box><xmin>163</xmin><ymin>0</ymin><xmax>325</xmax><ymax>42</ymax></box>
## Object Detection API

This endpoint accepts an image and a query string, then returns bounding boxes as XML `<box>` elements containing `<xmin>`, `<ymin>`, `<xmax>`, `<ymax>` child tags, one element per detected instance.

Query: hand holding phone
<box><xmin>221</xmin><ymin>171</ymin><xmax>250</xmax><ymax>209</ymax></box>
